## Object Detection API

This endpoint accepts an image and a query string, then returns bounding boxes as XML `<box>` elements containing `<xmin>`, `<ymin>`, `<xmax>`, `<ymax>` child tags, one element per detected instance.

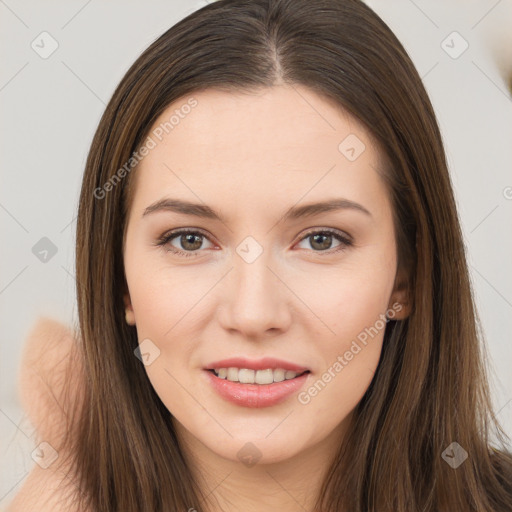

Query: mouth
<box><xmin>204</xmin><ymin>367</ymin><xmax>311</xmax><ymax>408</ymax></box>
<box><xmin>206</xmin><ymin>367</ymin><xmax>311</xmax><ymax>385</ymax></box>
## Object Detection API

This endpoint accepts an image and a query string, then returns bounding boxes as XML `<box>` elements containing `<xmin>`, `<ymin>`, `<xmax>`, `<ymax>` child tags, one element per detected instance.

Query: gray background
<box><xmin>1</xmin><ymin>0</ymin><xmax>511</xmax><ymax>507</ymax></box>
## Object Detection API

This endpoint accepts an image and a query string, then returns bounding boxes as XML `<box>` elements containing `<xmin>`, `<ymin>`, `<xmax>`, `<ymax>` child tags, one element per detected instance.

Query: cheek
<box><xmin>297</xmin><ymin>289</ymin><xmax>388</xmax><ymax>423</ymax></box>
<box><xmin>293</xmin><ymin>256</ymin><xmax>394</xmax><ymax>404</ymax></box>
<box><xmin>294</xmin><ymin>260</ymin><xmax>395</xmax><ymax>342</ymax></box>
<box><xmin>124</xmin><ymin>245</ymin><xmax>205</xmax><ymax>337</ymax></box>
<box><xmin>297</xmin><ymin>336</ymin><xmax>382</xmax><ymax>438</ymax></box>
<box><xmin>123</xmin><ymin>253</ymin><xmax>207</xmax><ymax>394</ymax></box>
<box><xmin>125</xmin><ymin>269</ymin><xmax>198</xmax><ymax>412</ymax></box>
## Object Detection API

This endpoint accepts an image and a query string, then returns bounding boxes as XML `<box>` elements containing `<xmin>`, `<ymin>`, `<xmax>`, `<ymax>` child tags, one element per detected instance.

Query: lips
<box><xmin>205</xmin><ymin>357</ymin><xmax>309</xmax><ymax>373</ymax></box>
<box><xmin>204</xmin><ymin>368</ymin><xmax>310</xmax><ymax>408</ymax></box>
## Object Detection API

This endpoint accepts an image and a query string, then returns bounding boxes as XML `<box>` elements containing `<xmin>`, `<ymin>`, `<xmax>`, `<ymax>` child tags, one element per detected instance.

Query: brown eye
<box><xmin>156</xmin><ymin>229</ymin><xmax>214</xmax><ymax>257</ymax></box>
<box><xmin>177</xmin><ymin>233</ymin><xmax>204</xmax><ymax>251</ymax></box>
<box><xmin>296</xmin><ymin>229</ymin><xmax>352</xmax><ymax>254</ymax></box>
<box><xmin>309</xmin><ymin>233</ymin><xmax>334</xmax><ymax>251</ymax></box>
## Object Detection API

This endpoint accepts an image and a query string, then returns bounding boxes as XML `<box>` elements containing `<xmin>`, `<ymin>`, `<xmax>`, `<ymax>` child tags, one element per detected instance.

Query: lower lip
<box><xmin>204</xmin><ymin>370</ymin><xmax>310</xmax><ymax>408</ymax></box>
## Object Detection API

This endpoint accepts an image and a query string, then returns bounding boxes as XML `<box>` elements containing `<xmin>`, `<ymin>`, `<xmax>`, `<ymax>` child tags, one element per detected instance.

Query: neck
<box><xmin>173</xmin><ymin>415</ymin><xmax>350</xmax><ymax>512</ymax></box>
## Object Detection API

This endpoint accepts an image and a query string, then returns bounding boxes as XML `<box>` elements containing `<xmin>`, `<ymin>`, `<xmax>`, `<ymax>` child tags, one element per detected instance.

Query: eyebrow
<box><xmin>142</xmin><ymin>197</ymin><xmax>372</xmax><ymax>222</ymax></box>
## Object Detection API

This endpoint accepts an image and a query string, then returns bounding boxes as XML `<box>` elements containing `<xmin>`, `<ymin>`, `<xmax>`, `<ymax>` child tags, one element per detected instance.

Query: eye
<box><xmin>295</xmin><ymin>228</ymin><xmax>352</xmax><ymax>255</ymax></box>
<box><xmin>155</xmin><ymin>227</ymin><xmax>352</xmax><ymax>258</ymax></box>
<box><xmin>155</xmin><ymin>229</ymin><xmax>214</xmax><ymax>258</ymax></box>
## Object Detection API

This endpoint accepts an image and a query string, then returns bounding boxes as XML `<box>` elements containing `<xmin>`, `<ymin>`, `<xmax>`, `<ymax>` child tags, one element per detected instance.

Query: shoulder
<box><xmin>7</xmin><ymin>317</ymin><xmax>87</xmax><ymax>512</ymax></box>
<box><xmin>17</xmin><ymin>316</ymin><xmax>83</xmax><ymax>445</ymax></box>
<box><xmin>6</xmin><ymin>466</ymin><xmax>83</xmax><ymax>512</ymax></box>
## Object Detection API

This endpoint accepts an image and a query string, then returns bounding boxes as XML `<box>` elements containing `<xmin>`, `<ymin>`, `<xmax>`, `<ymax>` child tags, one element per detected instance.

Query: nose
<box><xmin>217</xmin><ymin>249</ymin><xmax>292</xmax><ymax>339</ymax></box>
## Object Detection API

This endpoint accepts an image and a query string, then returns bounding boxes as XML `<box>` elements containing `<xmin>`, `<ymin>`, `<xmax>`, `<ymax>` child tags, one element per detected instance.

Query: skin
<box><xmin>9</xmin><ymin>319</ymin><xmax>84</xmax><ymax>511</ymax></box>
<box><xmin>122</xmin><ymin>84</ymin><xmax>410</xmax><ymax>512</ymax></box>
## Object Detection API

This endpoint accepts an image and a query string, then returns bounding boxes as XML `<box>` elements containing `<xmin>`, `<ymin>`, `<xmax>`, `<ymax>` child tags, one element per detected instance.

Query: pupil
<box><xmin>182</xmin><ymin>233</ymin><xmax>202</xmax><ymax>250</ymax></box>
<box><xmin>311</xmin><ymin>233</ymin><xmax>331</xmax><ymax>250</ymax></box>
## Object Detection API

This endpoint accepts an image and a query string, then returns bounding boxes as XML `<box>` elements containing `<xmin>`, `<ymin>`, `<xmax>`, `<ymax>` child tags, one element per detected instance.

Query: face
<box><xmin>122</xmin><ymin>85</ymin><xmax>409</xmax><ymax>466</ymax></box>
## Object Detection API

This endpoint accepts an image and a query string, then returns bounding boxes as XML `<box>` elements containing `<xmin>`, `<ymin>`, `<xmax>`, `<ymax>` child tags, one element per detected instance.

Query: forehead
<box><xmin>130</xmin><ymin>85</ymin><xmax>388</xmax><ymax>218</ymax></box>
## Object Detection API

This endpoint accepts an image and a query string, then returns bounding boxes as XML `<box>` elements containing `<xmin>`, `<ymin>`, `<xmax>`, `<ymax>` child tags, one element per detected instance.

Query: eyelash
<box><xmin>155</xmin><ymin>228</ymin><xmax>353</xmax><ymax>258</ymax></box>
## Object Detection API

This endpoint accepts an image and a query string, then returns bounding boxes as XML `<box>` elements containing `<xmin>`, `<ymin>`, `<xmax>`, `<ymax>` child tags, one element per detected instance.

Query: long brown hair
<box><xmin>68</xmin><ymin>0</ymin><xmax>512</xmax><ymax>510</ymax></box>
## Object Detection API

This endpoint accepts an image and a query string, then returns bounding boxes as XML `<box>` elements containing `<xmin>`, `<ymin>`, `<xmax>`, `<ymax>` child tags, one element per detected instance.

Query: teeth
<box><xmin>273</xmin><ymin>368</ymin><xmax>285</xmax><ymax>382</ymax></box>
<box><xmin>212</xmin><ymin>367</ymin><xmax>305</xmax><ymax>384</ymax></box>
<box><xmin>239</xmin><ymin>368</ymin><xmax>255</xmax><ymax>383</ymax></box>
<box><xmin>227</xmin><ymin>367</ymin><xmax>239</xmax><ymax>381</ymax></box>
<box><xmin>254</xmin><ymin>368</ymin><xmax>273</xmax><ymax>384</ymax></box>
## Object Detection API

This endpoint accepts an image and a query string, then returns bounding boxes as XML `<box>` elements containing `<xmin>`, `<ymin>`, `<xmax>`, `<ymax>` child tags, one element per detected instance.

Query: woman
<box><xmin>11</xmin><ymin>0</ymin><xmax>512</xmax><ymax>510</ymax></box>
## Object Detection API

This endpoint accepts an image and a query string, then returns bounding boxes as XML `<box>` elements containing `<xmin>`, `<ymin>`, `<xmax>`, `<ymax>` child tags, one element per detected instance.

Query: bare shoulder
<box><xmin>7</xmin><ymin>317</ymin><xmax>89</xmax><ymax>512</ymax></box>
<box><xmin>6</xmin><ymin>465</ymin><xmax>85</xmax><ymax>512</ymax></box>
<box><xmin>17</xmin><ymin>316</ymin><xmax>84</xmax><ymax>445</ymax></box>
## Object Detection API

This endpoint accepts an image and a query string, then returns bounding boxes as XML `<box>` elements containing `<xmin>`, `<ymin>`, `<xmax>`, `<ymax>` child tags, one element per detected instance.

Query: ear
<box><xmin>387</xmin><ymin>269</ymin><xmax>412</xmax><ymax>321</ymax></box>
<box><xmin>123</xmin><ymin>291</ymin><xmax>136</xmax><ymax>326</ymax></box>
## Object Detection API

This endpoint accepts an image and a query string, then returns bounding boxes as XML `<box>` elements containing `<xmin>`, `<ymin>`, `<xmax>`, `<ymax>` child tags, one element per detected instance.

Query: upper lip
<box><xmin>205</xmin><ymin>357</ymin><xmax>309</xmax><ymax>373</ymax></box>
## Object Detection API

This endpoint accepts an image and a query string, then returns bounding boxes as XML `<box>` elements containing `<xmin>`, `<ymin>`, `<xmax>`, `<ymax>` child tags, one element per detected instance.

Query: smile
<box><xmin>204</xmin><ymin>369</ymin><xmax>310</xmax><ymax>408</ymax></box>
<box><xmin>210</xmin><ymin>367</ymin><xmax>309</xmax><ymax>384</ymax></box>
